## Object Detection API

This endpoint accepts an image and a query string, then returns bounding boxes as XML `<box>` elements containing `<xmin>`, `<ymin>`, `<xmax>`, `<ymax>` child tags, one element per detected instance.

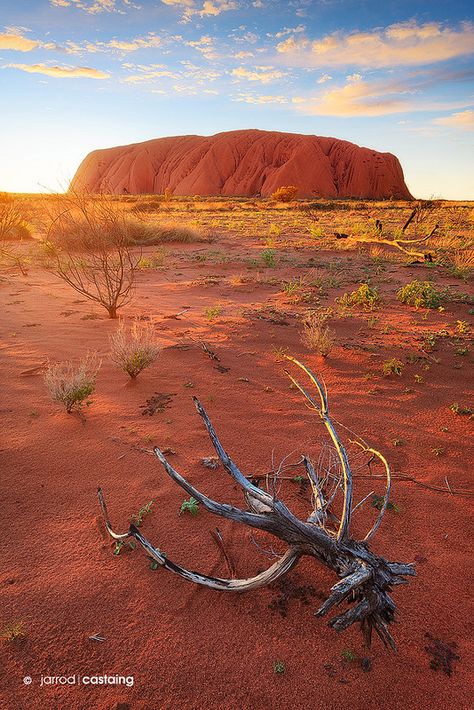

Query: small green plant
<box><xmin>372</xmin><ymin>495</ymin><xmax>399</xmax><ymax>512</ymax></box>
<box><xmin>397</xmin><ymin>281</ymin><xmax>443</xmax><ymax>309</ymax></box>
<box><xmin>273</xmin><ymin>660</ymin><xmax>286</xmax><ymax>675</ymax></box>
<box><xmin>455</xmin><ymin>320</ymin><xmax>470</xmax><ymax>335</ymax></box>
<box><xmin>383</xmin><ymin>358</ymin><xmax>404</xmax><ymax>377</ymax></box>
<box><xmin>421</xmin><ymin>334</ymin><xmax>437</xmax><ymax>352</ymax></box>
<box><xmin>44</xmin><ymin>352</ymin><xmax>100</xmax><ymax>413</ymax></box>
<box><xmin>1</xmin><ymin>621</ymin><xmax>26</xmax><ymax>641</ymax></box>
<box><xmin>339</xmin><ymin>283</ymin><xmax>380</xmax><ymax>310</ymax></box>
<box><xmin>450</xmin><ymin>402</ymin><xmax>472</xmax><ymax>416</ymax></box>
<box><xmin>180</xmin><ymin>496</ymin><xmax>199</xmax><ymax>515</ymax></box>
<box><xmin>113</xmin><ymin>539</ymin><xmax>136</xmax><ymax>555</ymax></box>
<box><xmin>341</xmin><ymin>649</ymin><xmax>358</xmax><ymax>662</ymax></box>
<box><xmin>309</xmin><ymin>224</ymin><xmax>323</xmax><ymax>238</ymax></box>
<box><xmin>137</xmin><ymin>251</ymin><xmax>165</xmax><ymax>269</ymax></box>
<box><xmin>292</xmin><ymin>475</ymin><xmax>304</xmax><ymax>484</ymax></box>
<box><xmin>282</xmin><ymin>279</ymin><xmax>300</xmax><ymax>297</ymax></box>
<box><xmin>261</xmin><ymin>248</ymin><xmax>276</xmax><ymax>267</ymax></box>
<box><xmin>204</xmin><ymin>305</ymin><xmax>222</xmax><ymax>321</ymax></box>
<box><xmin>130</xmin><ymin>500</ymin><xmax>154</xmax><ymax>527</ymax></box>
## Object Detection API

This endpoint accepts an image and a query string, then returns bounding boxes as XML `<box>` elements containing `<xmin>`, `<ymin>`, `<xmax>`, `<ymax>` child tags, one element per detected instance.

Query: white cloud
<box><xmin>234</xmin><ymin>92</ymin><xmax>287</xmax><ymax>104</ymax></box>
<box><xmin>293</xmin><ymin>75</ymin><xmax>471</xmax><ymax>117</ymax></box>
<box><xmin>50</xmin><ymin>0</ymin><xmax>137</xmax><ymax>13</ymax></box>
<box><xmin>231</xmin><ymin>65</ymin><xmax>286</xmax><ymax>83</ymax></box>
<box><xmin>276</xmin><ymin>20</ymin><xmax>474</xmax><ymax>68</ymax></box>
<box><xmin>0</xmin><ymin>31</ymin><xmax>38</xmax><ymax>52</ymax></box>
<box><xmin>5</xmin><ymin>62</ymin><xmax>111</xmax><ymax>78</ymax></box>
<box><xmin>433</xmin><ymin>109</ymin><xmax>474</xmax><ymax>130</ymax></box>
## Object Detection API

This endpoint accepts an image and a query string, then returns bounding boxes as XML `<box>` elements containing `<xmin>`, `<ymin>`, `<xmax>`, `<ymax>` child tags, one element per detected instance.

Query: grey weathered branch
<box><xmin>98</xmin><ymin>358</ymin><xmax>415</xmax><ymax>649</ymax></box>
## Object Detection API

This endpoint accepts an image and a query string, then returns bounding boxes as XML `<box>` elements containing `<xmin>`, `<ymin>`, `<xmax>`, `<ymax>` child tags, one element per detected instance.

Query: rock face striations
<box><xmin>70</xmin><ymin>129</ymin><xmax>412</xmax><ymax>200</ymax></box>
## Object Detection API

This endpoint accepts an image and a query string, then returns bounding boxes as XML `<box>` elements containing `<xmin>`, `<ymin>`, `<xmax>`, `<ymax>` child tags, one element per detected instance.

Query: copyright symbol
<box><xmin>23</xmin><ymin>676</ymin><xmax>32</xmax><ymax>685</ymax></box>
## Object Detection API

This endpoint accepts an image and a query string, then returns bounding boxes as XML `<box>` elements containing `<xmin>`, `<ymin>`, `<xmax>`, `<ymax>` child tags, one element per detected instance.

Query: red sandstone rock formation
<box><xmin>70</xmin><ymin>129</ymin><xmax>412</xmax><ymax>200</ymax></box>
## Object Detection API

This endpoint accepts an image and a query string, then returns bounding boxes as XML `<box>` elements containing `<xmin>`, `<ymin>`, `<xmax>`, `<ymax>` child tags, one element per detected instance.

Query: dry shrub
<box><xmin>301</xmin><ymin>312</ymin><xmax>336</xmax><ymax>356</ymax></box>
<box><xmin>271</xmin><ymin>186</ymin><xmax>298</xmax><ymax>203</ymax></box>
<box><xmin>110</xmin><ymin>321</ymin><xmax>160</xmax><ymax>378</ymax></box>
<box><xmin>46</xmin><ymin>193</ymin><xmax>206</xmax><ymax>249</ymax></box>
<box><xmin>44</xmin><ymin>352</ymin><xmax>101</xmax><ymax>412</ymax></box>
<box><xmin>448</xmin><ymin>249</ymin><xmax>474</xmax><ymax>279</ymax></box>
<box><xmin>141</xmin><ymin>221</ymin><xmax>206</xmax><ymax>244</ymax></box>
<box><xmin>0</xmin><ymin>193</ymin><xmax>32</xmax><ymax>241</ymax></box>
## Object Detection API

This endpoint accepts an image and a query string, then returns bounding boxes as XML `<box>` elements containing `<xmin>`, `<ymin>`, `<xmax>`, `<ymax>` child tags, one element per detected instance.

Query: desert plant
<box><xmin>180</xmin><ymin>497</ymin><xmax>199</xmax><ymax>515</ymax></box>
<box><xmin>271</xmin><ymin>186</ymin><xmax>298</xmax><ymax>202</ymax></box>
<box><xmin>273</xmin><ymin>661</ymin><xmax>286</xmax><ymax>675</ymax></box>
<box><xmin>204</xmin><ymin>305</ymin><xmax>221</xmax><ymax>321</ymax></box>
<box><xmin>110</xmin><ymin>321</ymin><xmax>160</xmax><ymax>378</ymax></box>
<box><xmin>137</xmin><ymin>250</ymin><xmax>165</xmax><ymax>269</ymax></box>
<box><xmin>1</xmin><ymin>621</ymin><xmax>26</xmax><ymax>641</ymax></box>
<box><xmin>0</xmin><ymin>194</ymin><xmax>31</xmax><ymax>241</ymax></box>
<box><xmin>339</xmin><ymin>283</ymin><xmax>380</xmax><ymax>310</ymax></box>
<box><xmin>341</xmin><ymin>649</ymin><xmax>358</xmax><ymax>662</ymax></box>
<box><xmin>450</xmin><ymin>402</ymin><xmax>472</xmax><ymax>416</ymax></box>
<box><xmin>261</xmin><ymin>248</ymin><xmax>276</xmax><ymax>267</ymax></box>
<box><xmin>455</xmin><ymin>320</ymin><xmax>470</xmax><ymax>335</ymax></box>
<box><xmin>383</xmin><ymin>358</ymin><xmax>404</xmax><ymax>377</ymax></box>
<box><xmin>130</xmin><ymin>500</ymin><xmax>154</xmax><ymax>527</ymax></box>
<box><xmin>42</xmin><ymin>193</ymin><xmax>141</xmax><ymax>319</ymax></box>
<box><xmin>447</xmin><ymin>250</ymin><xmax>474</xmax><ymax>280</ymax></box>
<box><xmin>44</xmin><ymin>352</ymin><xmax>101</xmax><ymax>413</ymax></box>
<box><xmin>397</xmin><ymin>281</ymin><xmax>443</xmax><ymax>309</ymax></box>
<box><xmin>301</xmin><ymin>312</ymin><xmax>336</xmax><ymax>356</ymax></box>
<box><xmin>372</xmin><ymin>495</ymin><xmax>399</xmax><ymax>512</ymax></box>
<box><xmin>0</xmin><ymin>194</ymin><xmax>32</xmax><ymax>274</ymax></box>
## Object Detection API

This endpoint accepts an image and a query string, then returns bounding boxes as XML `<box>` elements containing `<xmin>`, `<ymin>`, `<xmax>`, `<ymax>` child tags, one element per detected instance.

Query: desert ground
<box><xmin>0</xmin><ymin>194</ymin><xmax>473</xmax><ymax>710</ymax></box>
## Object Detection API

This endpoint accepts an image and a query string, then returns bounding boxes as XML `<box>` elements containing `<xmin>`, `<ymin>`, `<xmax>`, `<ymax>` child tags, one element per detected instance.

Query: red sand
<box><xmin>70</xmin><ymin>129</ymin><xmax>412</xmax><ymax>200</ymax></box>
<box><xmin>0</xmin><ymin>234</ymin><xmax>473</xmax><ymax>710</ymax></box>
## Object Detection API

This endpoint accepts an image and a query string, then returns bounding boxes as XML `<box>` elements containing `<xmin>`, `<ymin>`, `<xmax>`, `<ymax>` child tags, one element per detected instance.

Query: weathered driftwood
<box><xmin>98</xmin><ymin>357</ymin><xmax>414</xmax><ymax>649</ymax></box>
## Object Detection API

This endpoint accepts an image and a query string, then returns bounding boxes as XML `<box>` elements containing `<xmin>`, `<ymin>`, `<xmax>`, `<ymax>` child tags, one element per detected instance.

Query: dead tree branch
<box><xmin>98</xmin><ymin>358</ymin><xmax>415</xmax><ymax>649</ymax></box>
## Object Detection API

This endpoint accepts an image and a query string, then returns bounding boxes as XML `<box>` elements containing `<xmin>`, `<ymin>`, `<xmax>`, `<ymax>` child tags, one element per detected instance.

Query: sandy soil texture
<box><xmin>1</xmin><ymin>205</ymin><xmax>473</xmax><ymax>710</ymax></box>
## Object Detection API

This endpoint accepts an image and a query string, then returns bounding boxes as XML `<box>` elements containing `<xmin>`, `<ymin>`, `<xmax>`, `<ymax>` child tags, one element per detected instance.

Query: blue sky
<box><xmin>1</xmin><ymin>0</ymin><xmax>473</xmax><ymax>197</ymax></box>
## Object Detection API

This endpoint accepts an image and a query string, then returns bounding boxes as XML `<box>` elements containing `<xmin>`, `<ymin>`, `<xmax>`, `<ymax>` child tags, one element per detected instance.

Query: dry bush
<box><xmin>301</xmin><ymin>312</ymin><xmax>336</xmax><ymax>356</ymax></box>
<box><xmin>44</xmin><ymin>352</ymin><xmax>101</xmax><ymax>412</ymax></box>
<box><xmin>110</xmin><ymin>321</ymin><xmax>160</xmax><ymax>378</ymax></box>
<box><xmin>447</xmin><ymin>249</ymin><xmax>474</xmax><ymax>279</ymax></box>
<box><xmin>42</xmin><ymin>192</ymin><xmax>141</xmax><ymax>318</ymax></box>
<box><xmin>46</xmin><ymin>193</ymin><xmax>206</xmax><ymax>249</ymax></box>
<box><xmin>139</xmin><ymin>221</ymin><xmax>207</xmax><ymax>244</ymax></box>
<box><xmin>271</xmin><ymin>186</ymin><xmax>298</xmax><ymax>203</ymax></box>
<box><xmin>0</xmin><ymin>193</ymin><xmax>32</xmax><ymax>241</ymax></box>
<box><xmin>0</xmin><ymin>193</ymin><xmax>32</xmax><ymax>274</ymax></box>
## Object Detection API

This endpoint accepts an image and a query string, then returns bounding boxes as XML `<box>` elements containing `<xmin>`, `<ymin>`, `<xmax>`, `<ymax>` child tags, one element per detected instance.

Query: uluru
<box><xmin>70</xmin><ymin>129</ymin><xmax>412</xmax><ymax>200</ymax></box>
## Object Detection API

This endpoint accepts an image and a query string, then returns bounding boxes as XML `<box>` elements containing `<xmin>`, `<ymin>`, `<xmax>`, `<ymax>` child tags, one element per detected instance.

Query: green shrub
<box><xmin>339</xmin><ymin>283</ymin><xmax>380</xmax><ymax>310</ymax></box>
<box><xmin>397</xmin><ymin>280</ymin><xmax>443</xmax><ymax>309</ymax></box>
<box><xmin>261</xmin><ymin>248</ymin><xmax>276</xmax><ymax>267</ymax></box>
